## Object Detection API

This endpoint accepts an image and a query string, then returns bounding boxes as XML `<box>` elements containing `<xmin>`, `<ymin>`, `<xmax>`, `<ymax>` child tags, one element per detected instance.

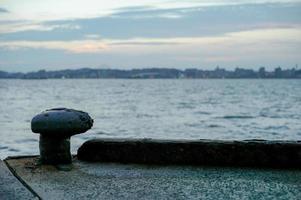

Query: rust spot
<box><xmin>79</xmin><ymin>115</ymin><xmax>86</xmax><ymax>121</ymax></box>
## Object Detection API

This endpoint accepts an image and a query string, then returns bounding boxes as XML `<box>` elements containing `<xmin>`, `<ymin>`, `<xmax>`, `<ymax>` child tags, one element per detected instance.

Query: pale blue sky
<box><xmin>0</xmin><ymin>0</ymin><xmax>300</xmax><ymax>72</ymax></box>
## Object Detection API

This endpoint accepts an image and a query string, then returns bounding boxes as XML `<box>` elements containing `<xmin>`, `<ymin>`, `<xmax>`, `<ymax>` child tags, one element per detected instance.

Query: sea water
<box><xmin>0</xmin><ymin>79</ymin><xmax>300</xmax><ymax>158</ymax></box>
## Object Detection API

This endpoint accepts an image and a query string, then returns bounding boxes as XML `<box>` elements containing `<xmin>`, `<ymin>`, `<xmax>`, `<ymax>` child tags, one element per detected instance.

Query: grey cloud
<box><xmin>110</xmin><ymin>6</ymin><xmax>185</xmax><ymax>19</ymax></box>
<box><xmin>110</xmin><ymin>41</ymin><xmax>183</xmax><ymax>46</ymax></box>
<box><xmin>113</xmin><ymin>5</ymin><xmax>157</xmax><ymax>13</ymax></box>
<box><xmin>0</xmin><ymin>2</ymin><xmax>300</xmax><ymax>41</ymax></box>
<box><xmin>0</xmin><ymin>8</ymin><xmax>9</xmax><ymax>13</ymax></box>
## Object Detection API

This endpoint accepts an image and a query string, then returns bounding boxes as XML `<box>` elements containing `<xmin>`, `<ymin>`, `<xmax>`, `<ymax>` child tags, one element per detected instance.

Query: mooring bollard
<box><xmin>31</xmin><ymin>108</ymin><xmax>93</xmax><ymax>164</ymax></box>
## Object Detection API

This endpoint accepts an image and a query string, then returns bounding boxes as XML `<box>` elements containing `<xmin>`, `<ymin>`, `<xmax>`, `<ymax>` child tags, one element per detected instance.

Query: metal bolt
<box><xmin>31</xmin><ymin>108</ymin><xmax>93</xmax><ymax>164</ymax></box>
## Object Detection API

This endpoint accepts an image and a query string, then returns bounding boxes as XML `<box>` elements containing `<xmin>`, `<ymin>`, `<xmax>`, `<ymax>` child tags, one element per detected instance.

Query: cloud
<box><xmin>2</xmin><ymin>0</ymin><xmax>300</xmax><ymax>22</ymax></box>
<box><xmin>111</xmin><ymin>12</ymin><xmax>183</xmax><ymax>19</ymax></box>
<box><xmin>0</xmin><ymin>21</ymin><xmax>80</xmax><ymax>34</ymax></box>
<box><xmin>113</xmin><ymin>5</ymin><xmax>156</xmax><ymax>13</ymax></box>
<box><xmin>0</xmin><ymin>8</ymin><xmax>9</xmax><ymax>13</ymax></box>
<box><xmin>0</xmin><ymin>38</ymin><xmax>183</xmax><ymax>53</ymax></box>
<box><xmin>1</xmin><ymin>27</ymin><xmax>300</xmax><ymax>57</ymax></box>
<box><xmin>0</xmin><ymin>40</ymin><xmax>107</xmax><ymax>53</ymax></box>
<box><xmin>1</xmin><ymin>1</ymin><xmax>300</xmax><ymax>72</ymax></box>
<box><xmin>110</xmin><ymin>41</ymin><xmax>182</xmax><ymax>46</ymax></box>
<box><xmin>110</xmin><ymin>6</ymin><xmax>185</xmax><ymax>19</ymax></box>
<box><xmin>1</xmin><ymin>2</ymin><xmax>300</xmax><ymax>42</ymax></box>
<box><xmin>1</xmin><ymin>27</ymin><xmax>300</xmax><ymax>71</ymax></box>
<box><xmin>84</xmin><ymin>34</ymin><xmax>101</xmax><ymax>39</ymax></box>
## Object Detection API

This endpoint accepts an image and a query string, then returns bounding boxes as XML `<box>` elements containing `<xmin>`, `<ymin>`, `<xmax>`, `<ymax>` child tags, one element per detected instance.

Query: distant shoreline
<box><xmin>1</xmin><ymin>67</ymin><xmax>300</xmax><ymax>79</ymax></box>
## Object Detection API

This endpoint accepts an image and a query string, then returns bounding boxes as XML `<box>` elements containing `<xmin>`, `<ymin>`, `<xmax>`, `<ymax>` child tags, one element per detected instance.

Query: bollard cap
<box><xmin>31</xmin><ymin>108</ymin><xmax>93</xmax><ymax>137</ymax></box>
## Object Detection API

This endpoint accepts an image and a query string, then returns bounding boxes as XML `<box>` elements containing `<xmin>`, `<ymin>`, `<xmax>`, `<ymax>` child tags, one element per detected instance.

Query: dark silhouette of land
<box><xmin>0</xmin><ymin>66</ymin><xmax>300</xmax><ymax>79</ymax></box>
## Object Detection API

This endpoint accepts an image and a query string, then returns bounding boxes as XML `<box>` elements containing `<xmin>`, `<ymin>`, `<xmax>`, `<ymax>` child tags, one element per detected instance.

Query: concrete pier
<box><xmin>2</xmin><ymin>139</ymin><xmax>301</xmax><ymax>199</ymax></box>
<box><xmin>0</xmin><ymin>159</ymin><xmax>37</xmax><ymax>200</ymax></box>
<box><xmin>4</xmin><ymin>156</ymin><xmax>301</xmax><ymax>200</ymax></box>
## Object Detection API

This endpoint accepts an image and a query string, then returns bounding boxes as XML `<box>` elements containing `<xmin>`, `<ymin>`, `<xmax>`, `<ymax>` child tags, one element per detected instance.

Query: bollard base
<box><xmin>39</xmin><ymin>135</ymin><xmax>72</xmax><ymax>164</ymax></box>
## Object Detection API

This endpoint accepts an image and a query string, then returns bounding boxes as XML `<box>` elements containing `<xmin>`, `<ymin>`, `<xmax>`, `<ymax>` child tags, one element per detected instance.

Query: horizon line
<box><xmin>1</xmin><ymin>65</ymin><xmax>300</xmax><ymax>74</ymax></box>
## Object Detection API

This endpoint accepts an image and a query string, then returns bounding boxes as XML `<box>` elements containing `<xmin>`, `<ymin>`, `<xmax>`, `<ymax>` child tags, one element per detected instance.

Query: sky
<box><xmin>0</xmin><ymin>0</ymin><xmax>300</xmax><ymax>72</ymax></box>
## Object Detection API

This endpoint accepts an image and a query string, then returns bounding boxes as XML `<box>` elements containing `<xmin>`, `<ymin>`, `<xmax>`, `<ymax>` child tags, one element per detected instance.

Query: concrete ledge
<box><xmin>0</xmin><ymin>159</ymin><xmax>37</xmax><ymax>200</ymax></box>
<box><xmin>5</xmin><ymin>156</ymin><xmax>301</xmax><ymax>199</ymax></box>
<box><xmin>78</xmin><ymin>138</ymin><xmax>301</xmax><ymax>168</ymax></box>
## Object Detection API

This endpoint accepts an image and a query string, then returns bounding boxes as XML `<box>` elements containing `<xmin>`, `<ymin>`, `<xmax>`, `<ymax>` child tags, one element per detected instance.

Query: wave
<box><xmin>264</xmin><ymin>126</ymin><xmax>290</xmax><ymax>131</ymax></box>
<box><xmin>207</xmin><ymin>124</ymin><xmax>224</xmax><ymax>128</ymax></box>
<box><xmin>221</xmin><ymin>115</ymin><xmax>255</xmax><ymax>119</ymax></box>
<box><xmin>194</xmin><ymin>111</ymin><xmax>211</xmax><ymax>115</ymax></box>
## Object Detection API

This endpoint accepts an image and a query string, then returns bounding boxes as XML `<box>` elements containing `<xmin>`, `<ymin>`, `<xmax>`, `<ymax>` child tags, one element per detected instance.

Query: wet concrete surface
<box><xmin>5</xmin><ymin>156</ymin><xmax>301</xmax><ymax>200</ymax></box>
<box><xmin>0</xmin><ymin>159</ymin><xmax>37</xmax><ymax>200</ymax></box>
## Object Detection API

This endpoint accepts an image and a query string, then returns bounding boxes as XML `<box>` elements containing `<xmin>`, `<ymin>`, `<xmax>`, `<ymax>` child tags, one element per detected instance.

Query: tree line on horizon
<box><xmin>0</xmin><ymin>67</ymin><xmax>300</xmax><ymax>79</ymax></box>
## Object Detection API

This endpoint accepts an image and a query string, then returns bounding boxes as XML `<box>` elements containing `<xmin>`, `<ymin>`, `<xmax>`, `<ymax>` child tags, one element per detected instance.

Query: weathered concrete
<box><xmin>78</xmin><ymin>138</ymin><xmax>301</xmax><ymax>168</ymax></box>
<box><xmin>6</xmin><ymin>156</ymin><xmax>301</xmax><ymax>200</ymax></box>
<box><xmin>0</xmin><ymin>159</ymin><xmax>37</xmax><ymax>200</ymax></box>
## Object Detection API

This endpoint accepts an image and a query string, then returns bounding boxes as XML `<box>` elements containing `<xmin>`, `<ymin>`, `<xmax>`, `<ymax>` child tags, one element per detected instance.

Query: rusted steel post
<box><xmin>31</xmin><ymin>108</ymin><xmax>93</xmax><ymax>164</ymax></box>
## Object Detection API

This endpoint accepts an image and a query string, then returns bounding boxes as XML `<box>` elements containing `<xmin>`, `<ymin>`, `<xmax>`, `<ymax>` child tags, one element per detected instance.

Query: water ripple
<box><xmin>219</xmin><ymin>115</ymin><xmax>256</xmax><ymax>119</ymax></box>
<box><xmin>1</xmin><ymin>79</ymin><xmax>301</xmax><ymax>158</ymax></box>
